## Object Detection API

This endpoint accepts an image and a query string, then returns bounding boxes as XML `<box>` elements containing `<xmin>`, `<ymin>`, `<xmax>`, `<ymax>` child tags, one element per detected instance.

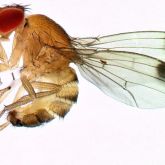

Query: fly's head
<box><xmin>0</xmin><ymin>4</ymin><xmax>28</xmax><ymax>39</ymax></box>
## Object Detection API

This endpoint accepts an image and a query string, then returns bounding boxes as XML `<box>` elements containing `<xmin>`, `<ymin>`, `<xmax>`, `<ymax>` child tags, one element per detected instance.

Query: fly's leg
<box><xmin>14</xmin><ymin>76</ymin><xmax>62</xmax><ymax>101</ymax></box>
<box><xmin>0</xmin><ymin>121</ymin><xmax>10</xmax><ymax>131</ymax></box>
<box><xmin>0</xmin><ymin>87</ymin><xmax>12</xmax><ymax>117</ymax></box>
<box><xmin>3</xmin><ymin>77</ymin><xmax>62</xmax><ymax>112</ymax></box>
<box><xmin>0</xmin><ymin>63</ymin><xmax>10</xmax><ymax>72</ymax></box>
<box><xmin>0</xmin><ymin>66</ymin><xmax>78</xmax><ymax>129</ymax></box>
<box><xmin>0</xmin><ymin>35</ymin><xmax>24</xmax><ymax>129</ymax></box>
<box><xmin>0</xmin><ymin>78</ymin><xmax>62</xmax><ymax>130</ymax></box>
<box><xmin>0</xmin><ymin>86</ymin><xmax>11</xmax><ymax>99</ymax></box>
<box><xmin>0</xmin><ymin>40</ymin><xmax>17</xmax><ymax>109</ymax></box>
<box><xmin>20</xmin><ymin>76</ymin><xmax>36</xmax><ymax>99</ymax></box>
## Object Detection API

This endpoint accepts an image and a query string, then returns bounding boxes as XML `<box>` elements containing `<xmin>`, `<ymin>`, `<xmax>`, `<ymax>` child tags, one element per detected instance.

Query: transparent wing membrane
<box><xmin>71</xmin><ymin>31</ymin><xmax>165</xmax><ymax>108</ymax></box>
<box><xmin>72</xmin><ymin>31</ymin><xmax>165</xmax><ymax>61</ymax></box>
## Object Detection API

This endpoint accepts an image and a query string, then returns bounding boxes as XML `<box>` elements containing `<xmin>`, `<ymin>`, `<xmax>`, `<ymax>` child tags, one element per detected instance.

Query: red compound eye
<box><xmin>0</xmin><ymin>7</ymin><xmax>24</xmax><ymax>34</ymax></box>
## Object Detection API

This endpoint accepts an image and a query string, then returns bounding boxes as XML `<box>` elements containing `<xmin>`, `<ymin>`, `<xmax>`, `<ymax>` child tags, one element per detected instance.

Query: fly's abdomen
<box><xmin>7</xmin><ymin>67</ymin><xmax>79</xmax><ymax>127</ymax></box>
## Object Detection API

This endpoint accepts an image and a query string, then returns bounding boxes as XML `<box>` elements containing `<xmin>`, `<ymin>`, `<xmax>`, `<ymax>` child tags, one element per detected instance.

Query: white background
<box><xmin>0</xmin><ymin>0</ymin><xmax>165</xmax><ymax>165</ymax></box>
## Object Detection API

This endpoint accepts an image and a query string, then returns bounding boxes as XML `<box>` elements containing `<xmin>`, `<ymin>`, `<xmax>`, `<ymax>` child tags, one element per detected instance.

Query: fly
<box><xmin>0</xmin><ymin>4</ymin><xmax>164</xmax><ymax>130</ymax></box>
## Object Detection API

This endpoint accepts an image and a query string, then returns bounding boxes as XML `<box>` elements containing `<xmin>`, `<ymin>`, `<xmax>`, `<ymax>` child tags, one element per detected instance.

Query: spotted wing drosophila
<box><xmin>0</xmin><ymin>4</ymin><xmax>164</xmax><ymax>130</ymax></box>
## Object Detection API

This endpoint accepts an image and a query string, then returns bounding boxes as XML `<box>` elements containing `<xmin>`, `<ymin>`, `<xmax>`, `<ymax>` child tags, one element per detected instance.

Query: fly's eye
<box><xmin>0</xmin><ymin>5</ymin><xmax>25</xmax><ymax>35</ymax></box>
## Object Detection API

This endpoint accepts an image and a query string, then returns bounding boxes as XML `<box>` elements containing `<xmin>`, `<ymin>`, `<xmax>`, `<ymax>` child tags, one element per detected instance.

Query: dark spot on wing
<box><xmin>157</xmin><ymin>62</ymin><xmax>165</xmax><ymax>78</ymax></box>
<box><xmin>100</xmin><ymin>60</ymin><xmax>107</xmax><ymax>65</ymax></box>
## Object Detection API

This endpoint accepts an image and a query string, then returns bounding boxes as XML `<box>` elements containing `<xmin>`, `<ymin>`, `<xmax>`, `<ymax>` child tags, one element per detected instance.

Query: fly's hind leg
<box><xmin>0</xmin><ymin>77</ymin><xmax>62</xmax><ymax>128</ymax></box>
<box><xmin>0</xmin><ymin>82</ymin><xmax>68</xmax><ymax>130</ymax></box>
<box><xmin>14</xmin><ymin>76</ymin><xmax>62</xmax><ymax>101</ymax></box>
<box><xmin>5</xmin><ymin>76</ymin><xmax>62</xmax><ymax>111</ymax></box>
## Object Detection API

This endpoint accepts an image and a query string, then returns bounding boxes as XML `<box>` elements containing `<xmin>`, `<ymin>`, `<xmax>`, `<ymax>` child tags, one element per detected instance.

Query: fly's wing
<box><xmin>72</xmin><ymin>31</ymin><xmax>165</xmax><ymax>61</ymax></box>
<box><xmin>71</xmin><ymin>31</ymin><xmax>165</xmax><ymax>109</ymax></box>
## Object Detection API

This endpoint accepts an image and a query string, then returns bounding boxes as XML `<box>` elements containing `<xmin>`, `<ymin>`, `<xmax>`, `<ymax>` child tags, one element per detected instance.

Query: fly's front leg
<box><xmin>0</xmin><ymin>34</ymin><xmax>25</xmax><ymax>110</ymax></box>
<box><xmin>0</xmin><ymin>42</ymin><xmax>13</xmax><ymax>112</ymax></box>
<box><xmin>0</xmin><ymin>63</ymin><xmax>10</xmax><ymax>72</ymax></box>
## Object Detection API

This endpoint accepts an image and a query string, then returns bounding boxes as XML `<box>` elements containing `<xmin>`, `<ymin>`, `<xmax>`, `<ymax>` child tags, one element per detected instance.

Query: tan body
<box><xmin>1</xmin><ymin>5</ymin><xmax>164</xmax><ymax>130</ymax></box>
<box><xmin>5</xmin><ymin>14</ymin><xmax>80</xmax><ymax>127</ymax></box>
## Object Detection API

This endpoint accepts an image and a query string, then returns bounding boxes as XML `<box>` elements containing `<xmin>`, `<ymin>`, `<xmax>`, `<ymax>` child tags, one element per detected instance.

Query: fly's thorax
<box><xmin>7</xmin><ymin>67</ymin><xmax>79</xmax><ymax>127</ymax></box>
<box><xmin>18</xmin><ymin>14</ymin><xmax>75</xmax><ymax>52</ymax></box>
<box><xmin>12</xmin><ymin>14</ymin><xmax>80</xmax><ymax>78</ymax></box>
<box><xmin>25</xmin><ymin>14</ymin><xmax>71</xmax><ymax>46</ymax></box>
